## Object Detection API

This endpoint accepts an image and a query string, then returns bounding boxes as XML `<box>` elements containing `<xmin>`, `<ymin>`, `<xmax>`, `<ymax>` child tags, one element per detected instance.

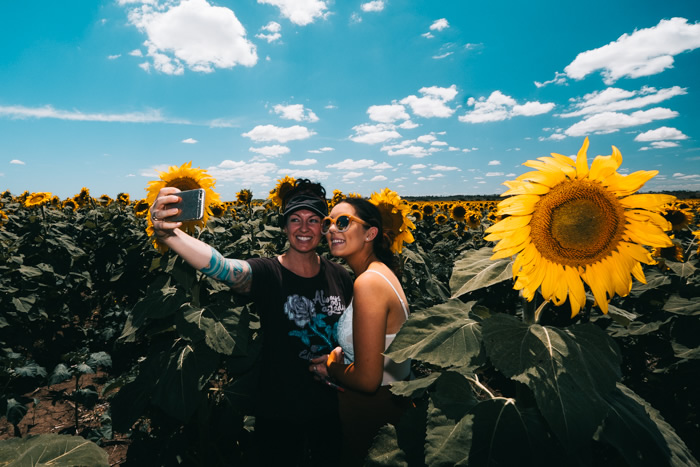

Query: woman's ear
<box><xmin>365</xmin><ymin>226</ymin><xmax>379</xmax><ymax>242</ymax></box>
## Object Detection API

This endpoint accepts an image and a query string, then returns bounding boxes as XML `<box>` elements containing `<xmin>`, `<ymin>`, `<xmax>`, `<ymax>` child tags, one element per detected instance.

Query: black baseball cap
<box><xmin>281</xmin><ymin>194</ymin><xmax>328</xmax><ymax>222</ymax></box>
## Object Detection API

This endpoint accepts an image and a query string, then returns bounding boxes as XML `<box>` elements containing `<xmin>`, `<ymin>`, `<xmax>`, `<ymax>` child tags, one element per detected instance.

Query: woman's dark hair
<box><xmin>340</xmin><ymin>197</ymin><xmax>399</xmax><ymax>275</ymax></box>
<box><xmin>281</xmin><ymin>178</ymin><xmax>326</xmax><ymax>209</ymax></box>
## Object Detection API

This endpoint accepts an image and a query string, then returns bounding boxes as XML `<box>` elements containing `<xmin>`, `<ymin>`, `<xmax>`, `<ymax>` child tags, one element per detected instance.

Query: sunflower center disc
<box><xmin>530</xmin><ymin>179</ymin><xmax>626</xmax><ymax>268</ymax></box>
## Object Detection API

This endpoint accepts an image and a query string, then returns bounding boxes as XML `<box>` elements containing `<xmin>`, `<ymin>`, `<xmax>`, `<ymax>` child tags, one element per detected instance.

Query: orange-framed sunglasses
<box><xmin>321</xmin><ymin>214</ymin><xmax>370</xmax><ymax>234</ymax></box>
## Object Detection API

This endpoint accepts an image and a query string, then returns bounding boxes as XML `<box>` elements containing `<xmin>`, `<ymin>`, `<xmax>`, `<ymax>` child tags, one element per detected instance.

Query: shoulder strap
<box><xmin>364</xmin><ymin>269</ymin><xmax>409</xmax><ymax>318</ymax></box>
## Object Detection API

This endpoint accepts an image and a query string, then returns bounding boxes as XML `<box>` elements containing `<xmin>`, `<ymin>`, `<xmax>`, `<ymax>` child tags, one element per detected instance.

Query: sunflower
<box><xmin>24</xmin><ymin>192</ymin><xmax>52</xmax><ymax>208</ymax></box>
<box><xmin>50</xmin><ymin>196</ymin><xmax>61</xmax><ymax>207</ymax></box>
<box><xmin>663</xmin><ymin>201</ymin><xmax>694</xmax><ymax>231</ymax></box>
<box><xmin>369</xmin><ymin>188</ymin><xmax>416</xmax><ymax>254</ymax></box>
<box><xmin>485</xmin><ymin>138</ymin><xmax>674</xmax><ymax>317</ymax></box>
<box><xmin>117</xmin><ymin>192</ymin><xmax>131</xmax><ymax>206</ymax></box>
<box><xmin>210</xmin><ymin>201</ymin><xmax>226</xmax><ymax>217</ymax></box>
<box><xmin>0</xmin><ymin>211</ymin><xmax>8</xmax><ymax>227</ymax></box>
<box><xmin>421</xmin><ymin>203</ymin><xmax>436</xmax><ymax>217</ymax></box>
<box><xmin>435</xmin><ymin>213</ymin><xmax>448</xmax><ymax>225</ymax></box>
<box><xmin>268</xmin><ymin>175</ymin><xmax>296</xmax><ymax>209</ymax></box>
<box><xmin>410</xmin><ymin>210</ymin><xmax>423</xmax><ymax>222</ymax></box>
<box><xmin>652</xmin><ymin>240</ymin><xmax>684</xmax><ymax>263</ymax></box>
<box><xmin>450</xmin><ymin>203</ymin><xmax>468</xmax><ymax>222</ymax></box>
<box><xmin>133</xmin><ymin>199</ymin><xmax>150</xmax><ymax>217</ymax></box>
<box><xmin>465</xmin><ymin>210</ymin><xmax>482</xmax><ymax>229</ymax></box>
<box><xmin>331</xmin><ymin>189</ymin><xmax>345</xmax><ymax>207</ymax></box>
<box><xmin>62</xmin><ymin>199</ymin><xmax>78</xmax><ymax>212</ymax></box>
<box><xmin>98</xmin><ymin>194</ymin><xmax>113</xmax><ymax>207</ymax></box>
<box><xmin>693</xmin><ymin>230</ymin><xmax>700</xmax><ymax>254</ymax></box>
<box><xmin>145</xmin><ymin>161</ymin><xmax>221</xmax><ymax>249</ymax></box>
<box><xmin>236</xmin><ymin>188</ymin><xmax>253</xmax><ymax>206</ymax></box>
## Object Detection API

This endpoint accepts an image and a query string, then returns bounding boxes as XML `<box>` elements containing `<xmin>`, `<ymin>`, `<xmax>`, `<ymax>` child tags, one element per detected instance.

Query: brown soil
<box><xmin>0</xmin><ymin>371</ymin><xmax>129</xmax><ymax>466</ymax></box>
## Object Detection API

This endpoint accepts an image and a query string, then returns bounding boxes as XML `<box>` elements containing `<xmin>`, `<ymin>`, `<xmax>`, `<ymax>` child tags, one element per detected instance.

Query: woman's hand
<box><xmin>309</xmin><ymin>354</ymin><xmax>330</xmax><ymax>380</ymax></box>
<box><xmin>149</xmin><ymin>187</ymin><xmax>183</xmax><ymax>239</ymax></box>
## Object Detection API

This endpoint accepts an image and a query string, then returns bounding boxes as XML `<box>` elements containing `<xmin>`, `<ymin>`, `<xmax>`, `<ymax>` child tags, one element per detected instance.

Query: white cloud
<box><xmin>410</xmin><ymin>164</ymin><xmax>427</xmax><ymax>170</ymax></box>
<box><xmin>182</xmin><ymin>137</ymin><xmax>198</xmax><ymax>144</ymax></box>
<box><xmin>10</xmin><ymin>159</ymin><xmax>25</xmax><ymax>165</ymax></box>
<box><xmin>564</xmin><ymin>17</ymin><xmax>700</xmax><ymax>84</ymax></box>
<box><xmin>486</xmin><ymin>172</ymin><xmax>504</xmax><ymax>177</ymax></box>
<box><xmin>564</xmin><ymin>108</ymin><xmax>678</xmax><ymax>137</ymax></box>
<box><xmin>400</xmin><ymin>85</ymin><xmax>458</xmax><ymax>118</ymax></box>
<box><xmin>367</xmin><ymin>104</ymin><xmax>409</xmax><ymax>123</ymax></box>
<box><xmin>634</xmin><ymin>126</ymin><xmax>688</xmax><ymax>141</ymax></box>
<box><xmin>650</xmin><ymin>141</ymin><xmax>681</xmax><ymax>149</ymax></box>
<box><xmin>417</xmin><ymin>134</ymin><xmax>436</xmax><ymax>144</ymax></box>
<box><xmin>382</xmin><ymin>144</ymin><xmax>430</xmax><ymax>158</ymax></box>
<box><xmin>431</xmin><ymin>165</ymin><xmax>459</xmax><ymax>171</ymax></box>
<box><xmin>129</xmin><ymin>49</ymin><xmax>143</xmax><ymax>57</ymax></box>
<box><xmin>0</xmin><ymin>104</ymin><xmax>187</xmax><ymax>124</ymax></box>
<box><xmin>242</xmin><ymin>124</ymin><xmax>316</xmax><ymax>142</ymax></box>
<box><xmin>361</xmin><ymin>1</ymin><xmax>384</xmax><ymax>12</ymax></box>
<box><xmin>422</xmin><ymin>32</ymin><xmax>434</xmax><ymax>39</ymax></box>
<box><xmin>210</xmin><ymin>160</ymin><xmax>277</xmax><ymax>185</ymax></box>
<box><xmin>327</xmin><ymin>159</ymin><xmax>378</xmax><ymax>170</ymax></box>
<box><xmin>256</xmin><ymin>21</ymin><xmax>282</xmax><ymax>43</ymax></box>
<box><xmin>372</xmin><ymin>162</ymin><xmax>393</xmax><ymax>170</ymax></box>
<box><xmin>349</xmin><ymin>123</ymin><xmax>401</xmax><ymax>144</ymax></box>
<box><xmin>249</xmin><ymin>145</ymin><xmax>290</xmax><ymax>157</ymax></box>
<box><xmin>125</xmin><ymin>0</ymin><xmax>258</xmax><ymax>74</ymax></box>
<box><xmin>273</xmin><ymin>103</ymin><xmax>319</xmax><ymax>122</ymax></box>
<box><xmin>289</xmin><ymin>158</ymin><xmax>318</xmax><ymax>166</ymax></box>
<box><xmin>278</xmin><ymin>168</ymin><xmax>330</xmax><ymax>179</ymax></box>
<box><xmin>432</xmin><ymin>52</ymin><xmax>453</xmax><ymax>60</ymax></box>
<box><xmin>257</xmin><ymin>0</ymin><xmax>329</xmax><ymax>26</ymax></box>
<box><xmin>534</xmin><ymin>71</ymin><xmax>568</xmax><ymax>88</ymax></box>
<box><xmin>560</xmin><ymin>86</ymin><xmax>687</xmax><ymax>117</ymax></box>
<box><xmin>108</xmin><ymin>54</ymin><xmax>121</xmax><ymax>60</ymax></box>
<box><xmin>460</xmin><ymin>90</ymin><xmax>554</xmax><ymax>123</ymax></box>
<box><xmin>308</xmin><ymin>146</ymin><xmax>334</xmax><ymax>153</ymax></box>
<box><xmin>488</xmin><ymin>160</ymin><xmax>501</xmax><ymax>165</ymax></box>
<box><xmin>429</xmin><ymin>18</ymin><xmax>449</xmax><ymax>31</ymax></box>
<box><xmin>343</xmin><ymin>171</ymin><xmax>364</xmax><ymax>180</ymax></box>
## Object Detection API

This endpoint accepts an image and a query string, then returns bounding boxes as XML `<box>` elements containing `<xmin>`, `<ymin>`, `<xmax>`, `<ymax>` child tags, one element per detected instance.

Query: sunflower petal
<box><xmin>575</xmin><ymin>137</ymin><xmax>590</xmax><ymax>179</ymax></box>
<box><xmin>497</xmin><ymin>195</ymin><xmax>541</xmax><ymax>216</ymax></box>
<box><xmin>485</xmin><ymin>214</ymin><xmax>532</xmax><ymax>234</ymax></box>
<box><xmin>502</xmin><ymin>180</ymin><xmax>552</xmax><ymax>196</ymax></box>
<box><xmin>620</xmin><ymin>194</ymin><xmax>677</xmax><ymax>210</ymax></box>
<box><xmin>625</xmin><ymin>221</ymin><xmax>673</xmax><ymax>248</ymax></box>
<box><xmin>605</xmin><ymin>170</ymin><xmax>659</xmax><ymax>197</ymax></box>
<box><xmin>589</xmin><ymin>153</ymin><xmax>622</xmax><ymax>181</ymax></box>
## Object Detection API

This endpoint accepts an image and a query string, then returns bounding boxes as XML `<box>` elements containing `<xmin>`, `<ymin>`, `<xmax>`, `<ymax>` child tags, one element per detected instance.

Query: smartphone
<box><xmin>168</xmin><ymin>188</ymin><xmax>205</xmax><ymax>222</ymax></box>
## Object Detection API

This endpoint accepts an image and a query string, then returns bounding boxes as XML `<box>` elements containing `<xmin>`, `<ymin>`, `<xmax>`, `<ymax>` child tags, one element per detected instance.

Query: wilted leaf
<box><xmin>663</xmin><ymin>294</ymin><xmax>700</xmax><ymax>316</ymax></box>
<box><xmin>482</xmin><ymin>314</ymin><xmax>621</xmax><ymax>451</ymax></box>
<box><xmin>48</xmin><ymin>363</ymin><xmax>73</xmax><ymax>386</ymax></box>
<box><xmin>0</xmin><ymin>434</ymin><xmax>109</xmax><ymax>466</ymax></box>
<box><xmin>450</xmin><ymin>247</ymin><xmax>512</xmax><ymax>298</ymax></box>
<box><xmin>385</xmin><ymin>299</ymin><xmax>483</xmax><ymax>369</ymax></box>
<box><xmin>598</xmin><ymin>383</ymin><xmax>698</xmax><ymax>466</ymax></box>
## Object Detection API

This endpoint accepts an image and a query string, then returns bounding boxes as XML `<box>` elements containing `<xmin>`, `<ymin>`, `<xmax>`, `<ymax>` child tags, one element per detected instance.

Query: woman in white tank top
<box><xmin>309</xmin><ymin>197</ymin><xmax>411</xmax><ymax>466</ymax></box>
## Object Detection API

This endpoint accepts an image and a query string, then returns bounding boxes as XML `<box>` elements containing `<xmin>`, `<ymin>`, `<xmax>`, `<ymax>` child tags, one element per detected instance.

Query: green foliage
<box><xmin>0</xmin><ymin>433</ymin><xmax>109</xmax><ymax>466</ymax></box>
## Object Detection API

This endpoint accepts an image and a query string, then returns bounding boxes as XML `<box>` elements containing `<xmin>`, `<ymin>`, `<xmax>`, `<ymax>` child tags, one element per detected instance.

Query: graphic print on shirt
<box><xmin>284</xmin><ymin>290</ymin><xmax>345</xmax><ymax>359</ymax></box>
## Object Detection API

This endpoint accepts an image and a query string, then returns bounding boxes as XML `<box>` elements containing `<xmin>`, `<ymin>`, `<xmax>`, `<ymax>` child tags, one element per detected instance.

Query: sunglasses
<box><xmin>321</xmin><ymin>214</ymin><xmax>369</xmax><ymax>234</ymax></box>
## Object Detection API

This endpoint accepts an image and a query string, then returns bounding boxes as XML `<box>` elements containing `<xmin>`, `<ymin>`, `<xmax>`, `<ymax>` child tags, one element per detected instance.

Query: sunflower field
<box><xmin>1</xmin><ymin>142</ymin><xmax>700</xmax><ymax>466</ymax></box>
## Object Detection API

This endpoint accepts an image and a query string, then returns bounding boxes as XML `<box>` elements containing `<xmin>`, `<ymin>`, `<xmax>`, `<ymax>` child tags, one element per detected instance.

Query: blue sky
<box><xmin>1</xmin><ymin>0</ymin><xmax>699</xmax><ymax>201</ymax></box>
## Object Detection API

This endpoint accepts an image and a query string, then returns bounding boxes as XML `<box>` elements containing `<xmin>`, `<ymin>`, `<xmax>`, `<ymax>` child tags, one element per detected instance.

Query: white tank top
<box><xmin>337</xmin><ymin>269</ymin><xmax>411</xmax><ymax>385</ymax></box>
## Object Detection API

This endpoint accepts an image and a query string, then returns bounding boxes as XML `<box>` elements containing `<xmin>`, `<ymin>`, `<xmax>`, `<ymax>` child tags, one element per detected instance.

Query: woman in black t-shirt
<box><xmin>150</xmin><ymin>179</ymin><xmax>353</xmax><ymax>466</ymax></box>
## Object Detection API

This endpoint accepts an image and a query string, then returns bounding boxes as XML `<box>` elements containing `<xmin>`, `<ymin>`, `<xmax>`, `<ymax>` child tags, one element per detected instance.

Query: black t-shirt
<box><xmin>248</xmin><ymin>256</ymin><xmax>353</xmax><ymax>420</ymax></box>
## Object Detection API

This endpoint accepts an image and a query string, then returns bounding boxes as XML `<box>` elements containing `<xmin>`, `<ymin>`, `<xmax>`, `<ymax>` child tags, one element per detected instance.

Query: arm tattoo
<box><xmin>200</xmin><ymin>247</ymin><xmax>252</xmax><ymax>291</ymax></box>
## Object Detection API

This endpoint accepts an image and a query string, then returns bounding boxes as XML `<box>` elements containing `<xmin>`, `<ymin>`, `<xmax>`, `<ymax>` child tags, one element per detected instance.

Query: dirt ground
<box><xmin>0</xmin><ymin>372</ymin><xmax>129</xmax><ymax>466</ymax></box>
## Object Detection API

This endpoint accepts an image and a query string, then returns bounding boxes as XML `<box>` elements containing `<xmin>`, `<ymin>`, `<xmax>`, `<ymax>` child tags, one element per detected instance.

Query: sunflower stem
<box><xmin>523</xmin><ymin>299</ymin><xmax>536</xmax><ymax>325</ymax></box>
<box><xmin>533</xmin><ymin>299</ymin><xmax>550</xmax><ymax>324</ymax></box>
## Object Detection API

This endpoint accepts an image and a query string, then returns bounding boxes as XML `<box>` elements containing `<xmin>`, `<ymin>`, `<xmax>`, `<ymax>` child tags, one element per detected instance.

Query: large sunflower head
<box><xmin>145</xmin><ymin>161</ymin><xmax>221</xmax><ymax>250</ymax></box>
<box><xmin>421</xmin><ymin>202</ymin><xmax>436</xmax><ymax>217</ymax></box>
<box><xmin>485</xmin><ymin>138</ymin><xmax>675</xmax><ymax>317</ymax></box>
<box><xmin>268</xmin><ymin>175</ymin><xmax>296</xmax><ymax>209</ymax></box>
<box><xmin>133</xmin><ymin>199</ymin><xmax>150</xmax><ymax>217</ymax></box>
<box><xmin>369</xmin><ymin>188</ymin><xmax>416</xmax><ymax>254</ymax></box>
<box><xmin>24</xmin><ymin>192</ymin><xmax>52</xmax><ymax>208</ymax></box>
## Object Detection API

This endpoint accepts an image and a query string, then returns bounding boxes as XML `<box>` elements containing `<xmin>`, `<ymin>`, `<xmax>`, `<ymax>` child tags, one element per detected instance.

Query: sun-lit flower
<box><xmin>435</xmin><ymin>213</ymin><xmax>448</xmax><ymax>225</ymax></box>
<box><xmin>652</xmin><ymin>239</ymin><xmax>685</xmax><ymax>263</ymax></box>
<box><xmin>268</xmin><ymin>175</ymin><xmax>296</xmax><ymax>209</ymax></box>
<box><xmin>663</xmin><ymin>201</ymin><xmax>694</xmax><ymax>231</ymax></box>
<box><xmin>50</xmin><ymin>196</ymin><xmax>61</xmax><ymax>207</ymax></box>
<box><xmin>117</xmin><ymin>192</ymin><xmax>131</xmax><ymax>206</ymax></box>
<box><xmin>97</xmin><ymin>194</ymin><xmax>113</xmax><ymax>207</ymax></box>
<box><xmin>145</xmin><ymin>161</ymin><xmax>221</xmax><ymax>250</ymax></box>
<box><xmin>693</xmin><ymin>230</ymin><xmax>700</xmax><ymax>254</ymax></box>
<box><xmin>421</xmin><ymin>203</ymin><xmax>436</xmax><ymax>217</ymax></box>
<box><xmin>465</xmin><ymin>210</ymin><xmax>482</xmax><ymax>229</ymax></box>
<box><xmin>331</xmin><ymin>189</ymin><xmax>345</xmax><ymax>207</ymax></box>
<box><xmin>450</xmin><ymin>203</ymin><xmax>468</xmax><ymax>222</ymax></box>
<box><xmin>369</xmin><ymin>188</ymin><xmax>416</xmax><ymax>254</ymax></box>
<box><xmin>236</xmin><ymin>188</ymin><xmax>253</xmax><ymax>206</ymax></box>
<box><xmin>133</xmin><ymin>199</ymin><xmax>150</xmax><ymax>217</ymax></box>
<box><xmin>485</xmin><ymin>138</ymin><xmax>675</xmax><ymax>317</ymax></box>
<box><xmin>24</xmin><ymin>192</ymin><xmax>52</xmax><ymax>208</ymax></box>
<box><xmin>210</xmin><ymin>201</ymin><xmax>226</xmax><ymax>217</ymax></box>
<box><xmin>410</xmin><ymin>210</ymin><xmax>423</xmax><ymax>222</ymax></box>
<box><xmin>0</xmin><ymin>211</ymin><xmax>8</xmax><ymax>227</ymax></box>
<box><xmin>62</xmin><ymin>199</ymin><xmax>78</xmax><ymax>212</ymax></box>
<box><xmin>73</xmin><ymin>187</ymin><xmax>91</xmax><ymax>208</ymax></box>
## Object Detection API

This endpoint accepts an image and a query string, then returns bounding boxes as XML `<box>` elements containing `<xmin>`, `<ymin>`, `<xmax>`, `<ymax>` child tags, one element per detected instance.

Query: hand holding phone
<box><xmin>167</xmin><ymin>188</ymin><xmax>205</xmax><ymax>222</ymax></box>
